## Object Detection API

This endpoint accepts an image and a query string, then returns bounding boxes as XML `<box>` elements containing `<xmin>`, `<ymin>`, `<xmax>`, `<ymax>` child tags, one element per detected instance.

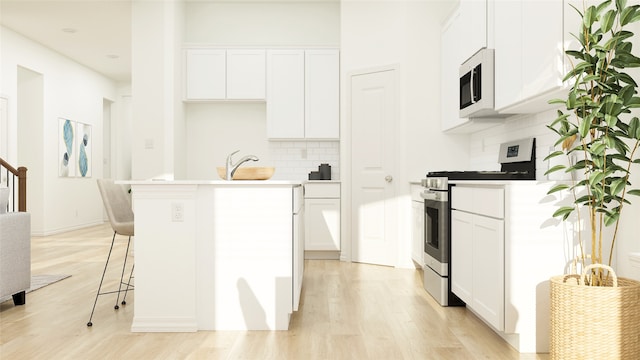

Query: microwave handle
<box><xmin>470</xmin><ymin>68</ymin><xmax>475</xmax><ymax>104</ymax></box>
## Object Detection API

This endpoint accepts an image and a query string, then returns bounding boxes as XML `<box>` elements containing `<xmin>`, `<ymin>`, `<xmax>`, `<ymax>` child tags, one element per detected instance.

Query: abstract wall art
<box><xmin>58</xmin><ymin>118</ymin><xmax>76</xmax><ymax>177</ymax></box>
<box><xmin>58</xmin><ymin>118</ymin><xmax>92</xmax><ymax>178</ymax></box>
<box><xmin>76</xmin><ymin>122</ymin><xmax>92</xmax><ymax>177</ymax></box>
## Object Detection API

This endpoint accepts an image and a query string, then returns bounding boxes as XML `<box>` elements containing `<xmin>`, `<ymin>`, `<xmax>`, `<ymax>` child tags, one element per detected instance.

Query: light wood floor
<box><xmin>0</xmin><ymin>223</ymin><xmax>548</xmax><ymax>359</ymax></box>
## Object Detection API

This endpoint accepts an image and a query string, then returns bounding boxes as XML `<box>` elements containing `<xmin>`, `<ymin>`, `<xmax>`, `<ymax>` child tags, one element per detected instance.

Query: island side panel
<box><xmin>131</xmin><ymin>184</ymin><xmax>199</xmax><ymax>332</ymax></box>
<box><xmin>197</xmin><ymin>185</ymin><xmax>294</xmax><ymax>330</ymax></box>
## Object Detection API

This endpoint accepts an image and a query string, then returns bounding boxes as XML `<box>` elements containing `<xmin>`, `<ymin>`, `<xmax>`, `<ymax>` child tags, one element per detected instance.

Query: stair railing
<box><xmin>0</xmin><ymin>157</ymin><xmax>27</xmax><ymax>212</ymax></box>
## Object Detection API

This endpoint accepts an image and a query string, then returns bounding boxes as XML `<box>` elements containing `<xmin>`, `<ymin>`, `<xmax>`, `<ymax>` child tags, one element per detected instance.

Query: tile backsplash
<box><xmin>468</xmin><ymin>108</ymin><xmax>559</xmax><ymax>181</ymax></box>
<box><xmin>268</xmin><ymin>141</ymin><xmax>340</xmax><ymax>181</ymax></box>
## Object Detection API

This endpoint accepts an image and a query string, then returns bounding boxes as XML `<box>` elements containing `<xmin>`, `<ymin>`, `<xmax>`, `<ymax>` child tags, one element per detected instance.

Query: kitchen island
<box><xmin>123</xmin><ymin>180</ymin><xmax>304</xmax><ymax>332</ymax></box>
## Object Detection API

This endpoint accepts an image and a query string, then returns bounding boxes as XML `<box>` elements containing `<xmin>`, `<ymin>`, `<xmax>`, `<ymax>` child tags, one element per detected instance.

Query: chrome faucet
<box><xmin>225</xmin><ymin>150</ymin><xmax>259</xmax><ymax>180</ymax></box>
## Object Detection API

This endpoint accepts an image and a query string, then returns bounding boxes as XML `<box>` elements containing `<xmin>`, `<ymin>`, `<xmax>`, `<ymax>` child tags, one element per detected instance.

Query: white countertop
<box><xmin>120</xmin><ymin>179</ymin><xmax>303</xmax><ymax>186</ymax></box>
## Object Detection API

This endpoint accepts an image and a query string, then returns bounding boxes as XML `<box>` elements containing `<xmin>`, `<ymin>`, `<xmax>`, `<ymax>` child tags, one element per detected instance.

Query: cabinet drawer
<box><xmin>452</xmin><ymin>186</ymin><xmax>504</xmax><ymax>219</ymax></box>
<box><xmin>473</xmin><ymin>187</ymin><xmax>504</xmax><ymax>219</ymax></box>
<box><xmin>452</xmin><ymin>186</ymin><xmax>474</xmax><ymax>212</ymax></box>
<box><xmin>304</xmin><ymin>182</ymin><xmax>340</xmax><ymax>198</ymax></box>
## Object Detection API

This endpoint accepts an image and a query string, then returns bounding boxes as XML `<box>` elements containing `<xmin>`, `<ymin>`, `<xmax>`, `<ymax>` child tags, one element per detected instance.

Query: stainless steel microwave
<box><xmin>459</xmin><ymin>48</ymin><xmax>496</xmax><ymax>118</ymax></box>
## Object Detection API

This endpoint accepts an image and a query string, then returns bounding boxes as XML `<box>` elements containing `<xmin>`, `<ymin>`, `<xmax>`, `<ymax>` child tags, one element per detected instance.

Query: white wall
<box><xmin>184</xmin><ymin>1</ymin><xmax>340</xmax><ymax>46</ymax></box>
<box><xmin>180</xmin><ymin>1</ymin><xmax>341</xmax><ymax>181</ymax></box>
<box><xmin>1</xmin><ymin>26</ymin><xmax>119</xmax><ymax>235</ymax></box>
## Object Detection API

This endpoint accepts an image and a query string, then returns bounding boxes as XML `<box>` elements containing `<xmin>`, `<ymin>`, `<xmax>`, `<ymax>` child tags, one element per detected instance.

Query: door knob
<box><xmin>385</xmin><ymin>175</ymin><xmax>393</xmax><ymax>183</ymax></box>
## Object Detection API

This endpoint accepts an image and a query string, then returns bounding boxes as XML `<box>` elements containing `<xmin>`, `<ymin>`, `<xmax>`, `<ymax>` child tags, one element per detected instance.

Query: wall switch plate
<box><xmin>171</xmin><ymin>202</ymin><xmax>184</xmax><ymax>222</ymax></box>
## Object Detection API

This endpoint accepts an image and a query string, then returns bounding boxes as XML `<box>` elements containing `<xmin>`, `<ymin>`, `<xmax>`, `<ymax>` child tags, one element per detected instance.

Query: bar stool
<box><xmin>87</xmin><ymin>179</ymin><xmax>134</xmax><ymax>326</ymax></box>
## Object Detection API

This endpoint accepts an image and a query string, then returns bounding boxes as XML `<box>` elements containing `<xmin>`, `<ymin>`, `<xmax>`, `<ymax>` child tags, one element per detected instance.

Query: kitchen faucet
<box><xmin>225</xmin><ymin>150</ymin><xmax>259</xmax><ymax>180</ymax></box>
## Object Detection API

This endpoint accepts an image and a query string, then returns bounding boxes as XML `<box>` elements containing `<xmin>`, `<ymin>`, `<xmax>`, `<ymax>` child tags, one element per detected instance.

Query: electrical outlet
<box><xmin>171</xmin><ymin>203</ymin><xmax>184</xmax><ymax>222</ymax></box>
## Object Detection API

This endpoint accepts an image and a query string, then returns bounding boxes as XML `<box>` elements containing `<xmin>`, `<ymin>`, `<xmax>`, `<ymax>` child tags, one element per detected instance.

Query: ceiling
<box><xmin>1</xmin><ymin>0</ymin><xmax>132</xmax><ymax>83</ymax></box>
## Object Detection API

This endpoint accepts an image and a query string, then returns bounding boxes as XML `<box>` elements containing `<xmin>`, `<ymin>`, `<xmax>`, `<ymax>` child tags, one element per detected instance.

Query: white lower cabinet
<box><xmin>451</xmin><ymin>185</ymin><xmax>504</xmax><ymax>331</ymax></box>
<box><xmin>304</xmin><ymin>182</ymin><xmax>340</xmax><ymax>252</ymax></box>
<box><xmin>411</xmin><ymin>184</ymin><xmax>424</xmax><ymax>267</ymax></box>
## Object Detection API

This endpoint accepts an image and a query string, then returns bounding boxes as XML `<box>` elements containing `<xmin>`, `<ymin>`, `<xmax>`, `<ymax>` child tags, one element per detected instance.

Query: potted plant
<box><xmin>545</xmin><ymin>0</ymin><xmax>640</xmax><ymax>358</ymax></box>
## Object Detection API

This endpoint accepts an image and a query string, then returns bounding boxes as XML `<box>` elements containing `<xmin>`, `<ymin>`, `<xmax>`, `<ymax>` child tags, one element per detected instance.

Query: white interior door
<box><xmin>350</xmin><ymin>68</ymin><xmax>397</xmax><ymax>266</ymax></box>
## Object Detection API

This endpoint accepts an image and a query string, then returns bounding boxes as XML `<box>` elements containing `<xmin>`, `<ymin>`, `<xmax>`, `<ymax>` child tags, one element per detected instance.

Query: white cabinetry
<box><xmin>304</xmin><ymin>182</ymin><xmax>340</xmax><ymax>253</ymax></box>
<box><xmin>451</xmin><ymin>185</ymin><xmax>504</xmax><ymax>331</ymax></box>
<box><xmin>293</xmin><ymin>186</ymin><xmax>304</xmax><ymax>311</ymax></box>
<box><xmin>184</xmin><ymin>48</ymin><xmax>266</xmax><ymax>101</ymax></box>
<box><xmin>440</xmin><ymin>1</ymin><xmax>496</xmax><ymax>133</ymax></box>
<box><xmin>411</xmin><ymin>184</ymin><xmax>424</xmax><ymax>267</ymax></box>
<box><xmin>494</xmin><ymin>0</ymin><xmax>565</xmax><ymax>113</ymax></box>
<box><xmin>266</xmin><ymin>50</ymin><xmax>305</xmax><ymax>138</ymax></box>
<box><xmin>305</xmin><ymin>50</ymin><xmax>340</xmax><ymax>139</ymax></box>
<box><xmin>267</xmin><ymin>49</ymin><xmax>339</xmax><ymax>140</ymax></box>
<box><xmin>440</xmin><ymin>11</ymin><xmax>468</xmax><ymax>132</ymax></box>
<box><xmin>458</xmin><ymin>0</ymin><xmax>487</xmax><ymax>63</ymax></box>
<box><xmin>226</xmin><ymin>49</ymin><xmax>266</xmax><ymax>100</ymax></box>
<box><xmin>185</xmin><ymin>49</ymin><xmax>226</xmax><ymax>100</ymax></box>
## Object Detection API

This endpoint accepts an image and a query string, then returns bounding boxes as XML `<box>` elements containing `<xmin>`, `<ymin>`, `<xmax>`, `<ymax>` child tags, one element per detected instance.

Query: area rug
<box><xmin>0</xmin><ymin>274</ymin><xmax>71</xmax><ymax>303</ymax></box>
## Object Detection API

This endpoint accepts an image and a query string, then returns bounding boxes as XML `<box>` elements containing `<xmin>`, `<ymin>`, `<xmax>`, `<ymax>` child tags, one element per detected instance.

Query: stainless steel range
<box><xmin>421</xmin><ymin>137</ymin><xmax>536</xmax><ymax>306</ymax></box>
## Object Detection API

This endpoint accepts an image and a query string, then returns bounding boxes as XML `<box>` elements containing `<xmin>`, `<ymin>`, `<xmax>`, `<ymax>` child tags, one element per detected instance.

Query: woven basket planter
<box><xmin>550</xmin><ymin>265</ymin><xmax>640</xmax><ymax>359</ymax></box>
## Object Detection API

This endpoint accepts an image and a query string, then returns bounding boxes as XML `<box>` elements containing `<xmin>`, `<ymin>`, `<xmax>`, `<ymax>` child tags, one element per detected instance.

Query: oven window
<box><xmin>426</xmin><ymin>205</ymin><xmax>439</xmax><ymax>250</ymax></box>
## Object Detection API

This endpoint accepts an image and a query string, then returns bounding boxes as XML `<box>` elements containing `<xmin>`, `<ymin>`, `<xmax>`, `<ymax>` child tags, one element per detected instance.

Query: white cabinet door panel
<box><xmin>227</xmin><ymin>49</ymin><xmax>266</xmax><ymax>100</ymax></box>
<box><xmin>451</xmin><ymin>209</ymin><xmax>473</xmax><ymax>304</ymax></box>
<box><xmin>185</xmin><ymin>49</ymin><xmax>226</xmax><ymax>100</ymax></box>
<box><xmin>305</xmin><ymin>198</ymin><xmax>340</xmax><ymax>251</ymax></box>
<box><xmin>472</xmin><ymin>216</ymin><xmax>504</xmax><ymax>331</ymax></box>
<box><xmin>521</xmin><ymin>1</ymin><xmax>563</xmax><ymax>100</ymax></box>
<box><xmin>267</xmin><ymin>50</ymin><xmax>305</xmax><ymax>138</ymax></box>
<box><xmin>305</xmin><ymin>50</ymin><xmax>339</xmax><ymax>139</ymax></box>
<box><xmin>494</xmin><ymin>1</ymin><xmax>522</xmax><ymax>111</ymax></box>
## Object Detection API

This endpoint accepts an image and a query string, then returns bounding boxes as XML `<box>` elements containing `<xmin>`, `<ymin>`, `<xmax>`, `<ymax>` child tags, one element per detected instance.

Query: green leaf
<box><xmin>584</xmin><ymin>6</ymin><xmax>597</xmax><ymax>28</ymax></box>
<box><xmin>601</xmin><ymin>9</ymin><xmax>617</xmax><ymax>33</ymax></box>
<box><xmin>621</xmin><ymin>5</ymin><xmax>639</xmax><ymax>26</ymax></box>
<box><xmin>545</xmin><ymin>165</ymin><xmax>568</xmax><ymax>176</ymax></box>
<box><xmin>544</xmin><ymin>151</ymin><xmax>566</xmax><ymax>161</ymax></box>
<box><xmin>616</xmin><ymin>0</ymin><xmax>627</xmax><ymax>12</ymax></box>
<box><xmin>579</xmin><ymin>115</ymin><xmax>592</xmax><ymax>138</ymax></box>
<box><xmin>552</xmin><ymin>206</ymin><xmax>575</xmax><ymax>219</ymax></box>
<box><xmin>611</xmin><ymin>178</ymin><xmax>627</xmax><ymax>195</ymax></box>
<box><xmin>604</xmin><ymin>211</ymin><xmax>620</xmax><ymax>226</ymax></box>
<box><xmin>628</xmin><ymin>189</ymin><xmax>640</xmax><ymax>196</ymax></box>
<box><xmin>547</xmin><ymin>184</ymin><xmax>570</xmax><ymax>195</ymax></box>
<box><xmin>591</xmin><ymin>142</ymin><xmax>607</xmax><ymax>155</ymax></box>
<box><xmin>629</xmin><ymin>117</ymin><xmax>640</xmax><ymax>139</ymax></box>
<box><xmin>590</xmin><ymin>171</ymin><xmax>606</xmax><ymax>186</ymax></box>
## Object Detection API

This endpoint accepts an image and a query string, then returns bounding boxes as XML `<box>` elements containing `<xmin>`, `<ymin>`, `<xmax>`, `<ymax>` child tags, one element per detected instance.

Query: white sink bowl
<box><xmin>216</xmin><ymin>167</ymin><xmax>275</xmax><ymax>180</ymax></box>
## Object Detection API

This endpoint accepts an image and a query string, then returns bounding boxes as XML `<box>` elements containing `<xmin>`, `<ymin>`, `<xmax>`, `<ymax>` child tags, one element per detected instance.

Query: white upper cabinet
<box><xmin>185</xmin><ymin>49</ymin><xmax>226</xmax><ymax>100</ymax></box>
<box><xmin>267</xmin><ymin>49</ymin><xmax>339</xmax><ymax>140</ymax></box>
<box><xmin>494</xmin><ymin>0</ymin><xmax>564</xmax><ymax>113</ymax></box>
<box><xmin>458</xmin><ymin>0</ymin><xmax>487</xmax><ymax>63</ymax></box>
<box><xmin>226</xmin><ymin>49</ymin><xmax>266</xmax><ymax>100</ymax></box>
<box><xmin>184</xmin><ymin>48</ymin><xmax>266</xmax><ymax>101</ymax></box>
<box><xmin>441</xmin><ymin>1</ymin><xmax>498</xmax><ymax>133</ymax></box>
<box><xmin>305</xmin><ymin>50</ymin><xmax>340</xmax><ymax>139</ymax></box>
<box><xmin>266</xmin><ymin>49</ymin><xmax>305</xmax><ymax>138</ymax></box>
<box><xmin>440</xmin><ymin>9</ymin><xmax>468</xmax><ymax>132</ymax></box>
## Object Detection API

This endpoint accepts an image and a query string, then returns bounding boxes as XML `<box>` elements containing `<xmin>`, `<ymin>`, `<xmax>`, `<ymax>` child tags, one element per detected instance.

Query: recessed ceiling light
<box><xmin>61</xmin><ymin>28</ymin><xmax>77</xmax><ymax>34</ymax></box>
<box><xmin>106</xmin><ymin>54</ymin><xmax>120</xmax><ymax>59</ymax></box>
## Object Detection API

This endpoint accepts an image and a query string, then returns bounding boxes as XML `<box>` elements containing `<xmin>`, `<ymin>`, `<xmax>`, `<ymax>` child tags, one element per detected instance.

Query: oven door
<box><xmin>424</xmin><ymin>197</ymin><xmax>449</xmax><ymax>264</ymax></box>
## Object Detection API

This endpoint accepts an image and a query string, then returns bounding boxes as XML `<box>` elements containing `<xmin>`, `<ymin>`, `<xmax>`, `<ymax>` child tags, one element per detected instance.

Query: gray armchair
<box><xmin>0</xmin><ymin>212</ymin><xmax>31</xmax><ymax>305</ymax></box>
